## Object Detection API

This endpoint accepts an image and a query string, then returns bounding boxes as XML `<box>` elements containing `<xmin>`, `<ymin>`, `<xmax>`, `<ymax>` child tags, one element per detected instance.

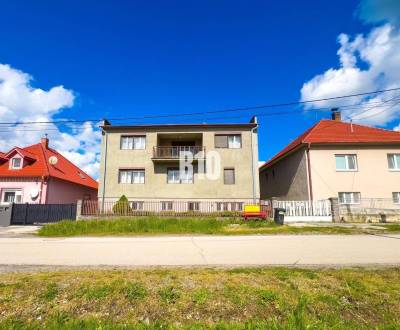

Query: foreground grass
<box><xmin>0</xmin><ymin>267</ymin><xmax>399</xmax><ymax>329</ymax></box>
<box><xmin>36</xmin><ymin>217</ymin><xmax>383</xmax><ymax>237</ymax></box>
<box><xmin>38</xmin><ymin>217</ymin><xmax>400</xmax><ymax>237</ymax></box>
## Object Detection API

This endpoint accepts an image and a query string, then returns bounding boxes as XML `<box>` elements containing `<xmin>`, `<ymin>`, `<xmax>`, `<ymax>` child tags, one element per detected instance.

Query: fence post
<box><xmin>271</xmin><ymin>197</ymin><xmax>277</xmax><ymax>218</ymax></box>
<box><xmin>329</xmin><ymin>197</ymin><xmax>340</xmax><ymax>223</ymax></box>
<box><xmin>76</xmin><ymin>200</ymin><xmax>82</xmax><ymax>220</ymax></box>
<box><xmin>24</xmin><ymin>203</ymin><xmax>29</xmax><ymax>225</ymax></box>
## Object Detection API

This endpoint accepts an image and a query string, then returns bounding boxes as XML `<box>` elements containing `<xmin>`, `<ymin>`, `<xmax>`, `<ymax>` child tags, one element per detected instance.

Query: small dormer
<box><xmin>4</xmin><ymin>147</ymin><xmax>36</xmax><ymax>170</ymax></box>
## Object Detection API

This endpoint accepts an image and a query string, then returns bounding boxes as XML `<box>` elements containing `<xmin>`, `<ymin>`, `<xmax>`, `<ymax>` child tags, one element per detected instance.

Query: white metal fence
<box><xmin>272</xmin><ymin>199</ymin><xmax>332</xmax><ymax>222</ymax></box>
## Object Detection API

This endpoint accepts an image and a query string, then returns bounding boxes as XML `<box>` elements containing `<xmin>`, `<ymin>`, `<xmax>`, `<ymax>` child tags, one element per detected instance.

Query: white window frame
<box><xmin>188</xmin><ymin>201</ymin><xmax>200</xmax><ymax>211</ymax></box>
<box><xmin>393</xmin><ymin>192</ymin><xmax>400</xmax><ymax>204</ymax></box>
<box><xmin>228</xmin><ymin>135</ymin><xmax>241</xmax><ymax>149</ymax></box>
<box><xmin>387</xmin><ymin>154</ymin><xmax>400</xmax><ymax>171</ymax></box>
<box><xmin>339</xmin><ymin>192</ymin><xmax>361</xmax><ymax>204</ymax></box>
<box><xmin>167</xmin><ymin>168</ymin><xmax>193</xmax><ymax>184</ymax></box>
<box><xmin>161</xmin><ymin>201</ymin><xmax>173</xmax><ymax>211</ymax></box>
<box><xmin>11</xmin><ymin>157</ymin><xmax>22</xmax><ymax>169</ymax></box>
<box><xmin>1</xmin><ymin>189</ymin><xmax>22</xmax><ymax>204</ymax></box>
<box><xmin>335</xmin><ymin>154</ymin><xmax>358</xmax><ymax>171</ymax></box>
<box><xmin>130</xmin><ymin>201</ymin><xmax>144</xmax><ymax>210</ymax></box>
<box><xmin>120</xmin><ymin>136</ymin><xmax>146</xmax><ymax>150</ymax></box>
<box><xmin>119</xmin><ymin>169</ymin><xmax>145</xmax><ymax>184</ymax></box>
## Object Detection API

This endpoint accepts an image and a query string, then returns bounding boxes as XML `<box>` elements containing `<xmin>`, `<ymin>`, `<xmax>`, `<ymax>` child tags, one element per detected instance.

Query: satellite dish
<box><xmin>49</xmin><ymin>156</ymin><xmax>58</xmax><ymax>165</ymax></box>
<box><xmin>30</xmin><ymin>187</ymin><xmax>40</xmax><ymax>199</ymax></box>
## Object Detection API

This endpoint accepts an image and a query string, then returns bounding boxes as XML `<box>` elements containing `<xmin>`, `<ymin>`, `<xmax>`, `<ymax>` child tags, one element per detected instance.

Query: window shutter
<box><xmin>215</xmin><ymin>135</ymin><xmax>228</xmax><ymax>148</ymax></box>
<box><xmin>224</xmin><ymin>168</ymin><xmax>235</xmax><ymax>184</ymax></box>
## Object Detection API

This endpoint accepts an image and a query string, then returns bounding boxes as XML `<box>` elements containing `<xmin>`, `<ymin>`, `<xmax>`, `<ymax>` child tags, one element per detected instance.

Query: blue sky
<box><xmin>0</xmin><ymin>0</ymin><xmax>399</xmax><ymax>176</ymax></box>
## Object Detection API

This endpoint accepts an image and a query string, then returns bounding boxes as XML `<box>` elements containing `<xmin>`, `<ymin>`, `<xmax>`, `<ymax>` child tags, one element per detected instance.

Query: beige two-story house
<box><xmin>98</xmin><ymin>118</ymin><xmax>259</xmax><ymax>212</ymax></box>
<box><xmin>259</xmin><ymin>111</ymin><xmax>400</xmax><ymax>206</ymax></box>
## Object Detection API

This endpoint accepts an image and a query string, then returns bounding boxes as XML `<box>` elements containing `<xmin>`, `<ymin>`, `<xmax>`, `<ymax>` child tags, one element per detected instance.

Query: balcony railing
<box><xmin>152</xmin><ymin>146</ymin><xmax>205</xmax><ymax>159</ymax></box>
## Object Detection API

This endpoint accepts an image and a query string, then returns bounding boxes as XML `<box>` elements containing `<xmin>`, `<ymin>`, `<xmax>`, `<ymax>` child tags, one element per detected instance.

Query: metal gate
<box><xmin>10</xmin><ymin>203</ymin><xmax>76</xmax><ymax>225</ymax></box>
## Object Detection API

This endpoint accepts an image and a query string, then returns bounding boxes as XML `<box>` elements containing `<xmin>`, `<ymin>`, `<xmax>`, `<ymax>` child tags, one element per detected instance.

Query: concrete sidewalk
<box><xmin>1</xmin><ymin>234</ymin><xmax>400</xmax><ymax>268</ymax></box>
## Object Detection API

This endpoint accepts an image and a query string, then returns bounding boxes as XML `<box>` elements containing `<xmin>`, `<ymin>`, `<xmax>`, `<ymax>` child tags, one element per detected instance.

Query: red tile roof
<box><xmin>5</xmin><ymin>147</ymin><xmax>37</xmax><ymax>160</ymax></box>
<box><xmin>260</xmin><ymin>119</ymin><xmax>400</xmax><ymax>170</ymax></box>
<box><xmin>0</xmin><ymin>141</ymin><xmax>98</xmax><ymax>189</ymax></box>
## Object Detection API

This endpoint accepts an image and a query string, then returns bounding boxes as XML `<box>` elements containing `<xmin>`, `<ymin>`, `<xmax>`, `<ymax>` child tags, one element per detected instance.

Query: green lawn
<box><xmin>0</xmin><ymin>267</ymin><xmax>399</xmax><ymax>329</ymax></box>
<box><xmin>35</xmin><ymin>217</ymin><xmax>378</xmax><ymax>237</ymax></box>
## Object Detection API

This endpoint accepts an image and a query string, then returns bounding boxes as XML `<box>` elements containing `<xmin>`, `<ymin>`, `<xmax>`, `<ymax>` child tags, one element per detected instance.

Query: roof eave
<box><xmin>100</xmin><ymin>123</ymin><xmax>258</xmax><ymax>131</ymax></box>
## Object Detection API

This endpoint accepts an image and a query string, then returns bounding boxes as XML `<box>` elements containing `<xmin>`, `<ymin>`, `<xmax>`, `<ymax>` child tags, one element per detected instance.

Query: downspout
<box><xmin>39</xmin><ymin>176</ymin><xmax>44</xmax><ymax>204</ymax></box>
<box><xmin>250</xmin><ymin>125</ymin><xmax>258</xmax><ymax>204</ymax></box>
<box><xmin>101</xmin><ymin>129</ymin><xmax>109</xmax><ymax>212</ymax></box>
<box><xmin>305</xmin><ymin>143</ymin><xmax>313</xmax><ymax>201</ymax></box>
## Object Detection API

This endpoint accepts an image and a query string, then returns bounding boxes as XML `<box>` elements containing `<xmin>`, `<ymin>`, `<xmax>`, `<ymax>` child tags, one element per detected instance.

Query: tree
<box><xmin>112</xmin><ymin>195</ymin><xmax>132</xmax><ymax>215</ymax></box>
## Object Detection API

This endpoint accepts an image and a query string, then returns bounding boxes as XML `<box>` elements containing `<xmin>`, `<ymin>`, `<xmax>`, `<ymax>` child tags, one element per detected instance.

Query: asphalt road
<box><xmin>1</xmin><ymin>234</ymin><xmax>400</xmax><ymax>268</ymax></box>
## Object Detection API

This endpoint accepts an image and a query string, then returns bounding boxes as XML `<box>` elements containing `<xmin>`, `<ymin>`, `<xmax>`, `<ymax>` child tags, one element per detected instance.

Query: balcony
<box><xmin>152</xmin><ymin>146</ymin><xmax>206</xmax><ymax>162</ymax></box>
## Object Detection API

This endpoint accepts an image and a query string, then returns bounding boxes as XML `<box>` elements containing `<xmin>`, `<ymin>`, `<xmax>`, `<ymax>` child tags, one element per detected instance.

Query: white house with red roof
<box><xmin>0</xmin><ymin>137</ymin><xmax>98</xmax><ymax>204</ymax></box>
<box><xmin>259</xmin><ymin>110</ymin><xmax>400</xmax><ymax>205</ymax></box>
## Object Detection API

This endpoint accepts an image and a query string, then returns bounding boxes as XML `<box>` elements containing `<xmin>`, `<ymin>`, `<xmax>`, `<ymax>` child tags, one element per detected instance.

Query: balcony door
<box><xmin>171</xmin><ymin>141</ymin><xmax>196</xmax><ymax>157</ymax></box>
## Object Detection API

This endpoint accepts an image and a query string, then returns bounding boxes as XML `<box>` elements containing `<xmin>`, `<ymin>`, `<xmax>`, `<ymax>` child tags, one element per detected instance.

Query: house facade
<box><xmin>0</xmin><ymin>138</ymin><xmax>98</xmax><ymax>204</ymax></box>
<box><xmin>98</xmin><ymin>119</ymin><xmax>259</xmax><ymax>211</ymax></box>
<box><xmin>259</xmin><ymin>111</ymin><xmax>400</xmax><ymax>206</ymax></box>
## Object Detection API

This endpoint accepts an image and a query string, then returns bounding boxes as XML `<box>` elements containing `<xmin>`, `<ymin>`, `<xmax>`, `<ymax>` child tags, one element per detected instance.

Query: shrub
<box><xmin>124</xmin><ymin>282</ymin><xmax>147</xmax><ymax>301</ymax></box>
<box><xmin>112</xmin><ymin>195</ymin><xmax>132</xmax><ymax>215</ymax></box>
<box><xmin>158</xmin><ymin>286</ymin><xmax>181</xmax><ymax>304</ymax></box>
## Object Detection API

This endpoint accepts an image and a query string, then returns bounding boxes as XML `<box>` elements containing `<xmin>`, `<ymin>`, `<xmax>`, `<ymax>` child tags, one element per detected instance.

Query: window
<box><xmin>161</xmin><ymin>201</ymin><xmax>173</xmax><ymax>211</ymax></box>
<box><xmin>188</xmin><ymin>202</ymin><xmax>200</xmax><ymax>211</ymax></box>
<box><xmin>393</xmin><ymin>192</ymin><xmax>400</xmax><ymax>204</ymax></box>
<box><xmin>228</xmin><ymin>135</ymin><xmax>241</xmax><ymax>148</ymax></box>
<box><xmin>224</xmin><ymin>168</ymin><xmax>235</xmax><ymax>184</ymax></box>
<box><xmin>231</xmin><ymin>202</ymin><xmax>243</xmax><ymax>211</ymax></box>
<box><xmin>335</xmin><ymin>154</ymin><xmax>357</xmax><ymax>171</ymax></box>
<box><xmin>120</xmin><ymin>136</ymin><xmax>146</xmax><ymax>150</ymax></box>
<box><xmin>216</xmin><ymin>202</ymin><xmax>242</xmax><ymax>211</ymax></box>
<box><xmin>388</xmin><ymin>154</ymin><xmax>400</xmax><ymax>170</ymax></box>
<box><xmin>2</xmin><ymin>189</ymin><xmax>22</xmax><ymax>203</ymax></box>
<box><xmin>216</xmin><ymin>202</ymin><xmax>229</xmax><ymax>211</ymax></box>
<box><xmin>11</xmin><ymin>158</ymin><xmax>22</xmax><ymax>169</ymax></box>
<box><xmin>215</xmin><ymin>134</ymin><xmax>241</xmax><ymax>148</ymax></box>
<box><xmin>131</xmin><ymin>201</ymin><xmax>144</xmax><ymax>210</ymax></box>
<box><xmin>339</xmin><ymin>192</ymin><xmax>361</xmax><ymax>204</ymax></box>
<box><xmin>119</xmin><ymin>169</ymin><xmax>145</xmax><ymax>184</ymax></box>
<box><xmin>167</xmin><ymin>168</ymin><xmax>193</xmax><ymax>184</ymax></box>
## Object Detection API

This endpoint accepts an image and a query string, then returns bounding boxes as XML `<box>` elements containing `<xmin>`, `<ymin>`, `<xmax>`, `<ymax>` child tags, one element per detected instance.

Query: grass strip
<box><xmin>36</xmin><ymin>217</ymin><xmax>382</xmax><ymax>237</ymax></box>
<box><xmin>0</xmin><ymin>267</ymin><xmax>399</xmax><ymax>329</ymax></box>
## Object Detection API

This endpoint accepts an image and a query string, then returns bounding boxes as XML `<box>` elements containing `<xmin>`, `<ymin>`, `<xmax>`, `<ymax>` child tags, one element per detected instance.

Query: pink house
<box><xmin>0</xmin><ymin>138</ymin><xmax>98</xmax><ymax>204</ymax></box>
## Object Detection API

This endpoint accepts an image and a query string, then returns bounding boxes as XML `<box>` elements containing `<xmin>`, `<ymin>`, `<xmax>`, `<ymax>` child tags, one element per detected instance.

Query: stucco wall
<box><xmin>46</xmin><ymin>178</ymin><xmax>97</xmax><ymax>204</ymax></box>
<box><xmin>0</xmin><ymin>178</ymin><xmax>47</xmax><ymax>204</ymax></box>
<box><xmin>259</xmin><ymin>147</ymin><xmax>309</xmax><ymax>200</ymax></box>
<box><xmin>309</xmin><ymin>145</ymin><xmax>400</xmax><ymax>200</ymax></box>
<box><xmin>99</xmin><ymin>126</ymin><xmax>259</xmax><ymax>200</ymax></box>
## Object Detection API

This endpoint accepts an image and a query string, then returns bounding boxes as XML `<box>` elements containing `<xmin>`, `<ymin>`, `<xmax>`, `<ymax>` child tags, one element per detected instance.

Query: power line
<box><xmin>0</xmin><ymin>97</ymin><xmax>400</xmax><ymax>134</ymax></box>
<box><xmin>0</xmin><ymin>87</ymin><xmax>399</xmax><ymax>127</ymax></box>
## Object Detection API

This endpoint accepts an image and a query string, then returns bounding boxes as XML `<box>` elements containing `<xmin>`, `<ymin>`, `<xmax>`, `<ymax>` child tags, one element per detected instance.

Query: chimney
<box><xmin>331</xmin><ymin>108</ymin><xmax>341</xmax><ymax>121</ymax></box>
<box><xmin>40</xmin><ymin>134</ymin><xmax>49</xmax><ymax>149</ymax></box>
<box><xmin>250</xmin><ymin>116</ymin><xmax>258</xmax><ymax>124</ymax></box>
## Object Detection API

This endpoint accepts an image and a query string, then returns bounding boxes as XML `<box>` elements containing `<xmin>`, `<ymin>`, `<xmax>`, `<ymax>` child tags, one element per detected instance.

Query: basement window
<box><xmin>339</xmin><ymin>192</ymin><xmax>361</xmax><ymax>204</ymax></box>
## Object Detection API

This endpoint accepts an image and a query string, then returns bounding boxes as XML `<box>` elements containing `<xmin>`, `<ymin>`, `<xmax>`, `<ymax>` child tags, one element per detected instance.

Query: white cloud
<box><xmin>394</xmin><ymin>124</ymin><xmax>400</xmax><ymax>131</ymax></box>
<box><xmin>300</xmin><ymin>23</ymin><xmax>400</xmax><ymax>127</ymax></box>
<box><xmin>0</xmin><ymin>63</ymin><xmax>101</xmax><ymax>179</ymax></box>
